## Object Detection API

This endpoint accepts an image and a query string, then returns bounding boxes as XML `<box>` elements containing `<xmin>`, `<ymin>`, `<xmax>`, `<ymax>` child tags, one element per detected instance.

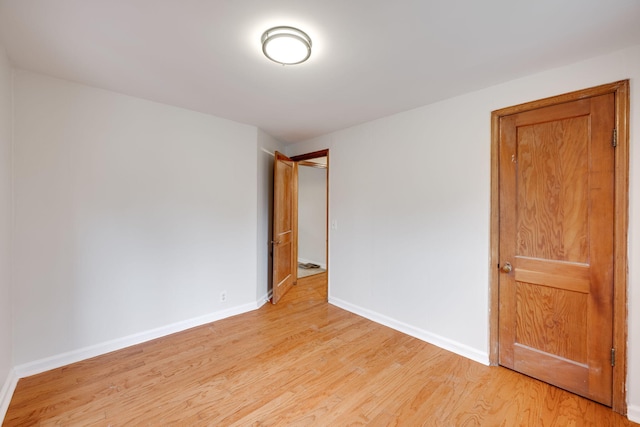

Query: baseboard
<box><xmin>14</xmin><ymin>300</ymin><xmax>262</xmax><ymax>379</ymax></box>
<box><xmin>260</xmin><ymin>290</ymin><xmax>272</xmax><ymax>305</ymax></box>
<box><xmin>628</xmin><ymin>404</ymin><xmax>640</xmax><ymax>423</ymax></box>
<box><xmin>329</xmin><ymin>297</ymin><xmax>489</xmax><ymax>366</ymax></box>
<box><xmin>0</xmin><ymin>368</ymin><xmax>18</xmax><ymax>423</ymax></box>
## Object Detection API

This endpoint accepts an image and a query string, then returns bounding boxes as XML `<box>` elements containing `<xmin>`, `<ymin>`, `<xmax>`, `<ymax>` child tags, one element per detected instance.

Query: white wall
<box><xmin>12</xmin><ymin>71</ymin><xmax>259</xmax><ymax>367</ymax></box>
<box><xmin>0</xmin><ymin>44</ymin><xmax>14</xmax><ymax>419</ymax></box>
<box><xmin>298</xmin><ymin>165</ymin><xmax>327</xmax><ymax>268</ymax></box>
<box><xmin>257</xmin><ymin>130</ymin><xmax>285</xmax><ymax>301</ymax></box>
<box><xmin>287</xmin><ymin>44</ymin><xmax>640</xmax><ymax>419</ymax></box>
<box><xmin>2</xmin><ymin>41</ymin><xmax>638</xmax><ymax>421</ymax></box>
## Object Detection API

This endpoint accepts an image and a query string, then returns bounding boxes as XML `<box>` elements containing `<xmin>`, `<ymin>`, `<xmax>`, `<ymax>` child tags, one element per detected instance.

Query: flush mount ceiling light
<box><xmin>261</xmin><ymin>26</ymin><xmax>312</xmax><ymax>65</ymax></box>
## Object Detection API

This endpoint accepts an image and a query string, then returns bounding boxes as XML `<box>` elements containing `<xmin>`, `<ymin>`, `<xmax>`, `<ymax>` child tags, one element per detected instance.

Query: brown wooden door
<box><xmin>272</xmin><ymin>152</ymin><xmax>297</xmax><ymax>304</ymax></box>
<box><xmin>498</xmin><ymin>94</ymin><xmax>615</xmax><ymax>405</ymax></box>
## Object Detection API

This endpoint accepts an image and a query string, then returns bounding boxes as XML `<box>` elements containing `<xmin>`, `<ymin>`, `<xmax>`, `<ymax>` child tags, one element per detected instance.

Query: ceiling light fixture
<box><xmin>261</xmin><ymin>26</ymin><xmax>312</xmax><ymax>65</ymax></box>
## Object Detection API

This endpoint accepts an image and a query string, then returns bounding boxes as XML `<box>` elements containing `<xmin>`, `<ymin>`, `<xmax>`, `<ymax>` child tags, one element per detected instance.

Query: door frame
<box><xmin>488</xmin><ymin>80</ymin><xmax>630</xmax><ymax>414</ymax></box>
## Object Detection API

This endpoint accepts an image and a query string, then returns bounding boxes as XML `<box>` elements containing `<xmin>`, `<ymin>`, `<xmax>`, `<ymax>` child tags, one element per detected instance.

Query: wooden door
<box><xmin>272</xmin><ymin>152</ymin><xmax>297</xmax><ymax>304</ymax></box>
<box><xmin>498</xmin><ymin>94</ymin><xmax>615</xmax><ymax>405</ymax></box>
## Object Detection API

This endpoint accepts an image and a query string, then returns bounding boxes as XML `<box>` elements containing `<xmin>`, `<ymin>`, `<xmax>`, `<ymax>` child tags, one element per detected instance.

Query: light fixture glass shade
<box><xmin>261</xmin><ymin>26</ymin><xmax>312</xmax><ymax>65</ymax></box>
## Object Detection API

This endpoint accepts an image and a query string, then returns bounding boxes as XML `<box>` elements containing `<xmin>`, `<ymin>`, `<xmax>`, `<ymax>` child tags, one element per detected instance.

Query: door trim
<box><xmin>291</xmin><ymin>149</ymin><xmax>329</xmax><ymax>162</ymax></box>
<box><xmin>489</xmin><ymin>80</ymin><xmax>630</xmax><ymax>414</ymax></box>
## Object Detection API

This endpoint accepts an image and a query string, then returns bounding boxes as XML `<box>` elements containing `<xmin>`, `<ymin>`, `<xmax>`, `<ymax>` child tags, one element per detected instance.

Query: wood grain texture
<box><xmin>4</xmin><ymin>281</ymin><xmax>638</xmax><ymax>426</ymax></box>
<box><xmin>272</xmin><ymin>152</ymin><xmax>297</xmax><ymax>304</ymax></box>
<box><xmin>490</xmin><ymin>79</ymin><xmax>629</xmax><ymax>414</ymax></box>
<box><xmin>499</xmin><ymin>93</ymin><xmax>615</xmax><ymax>405</ymax></box>
<box><xmin>612</xmin><ymin>80</ymin><xmax>630</xmax><ymax>414</ymax></box>
<box><xmin>498</xmin><ymin>114</ymin><xmax>518</xmax><ymax>369</ymax></box>
<box><xmin>296</xmin><ymin>271</ymin><xmax>328</xmax><ymax>301</ymax></box>
<box><xmin>585</xmin><ymin>94</ymin><xmax>616</xmax><ymax>406</ymax></box>
<box><xmin>514</xmin><ymin>343</ymin><xmax>589</xmax><ymax>396</ymax></box>
<box><xmin>515</xmin><ymin>257</ymin><xmax>590</xmax><ymax>294</ymax></box>
<box><xmin>515</xmin><ymin>282</ymin><xmax>587</xmax><ymax>362</ymax></box>
<box><xmin>516</xmin><ymin>116</ymin><xmax>589</xmax><ymax>263</ymax></box>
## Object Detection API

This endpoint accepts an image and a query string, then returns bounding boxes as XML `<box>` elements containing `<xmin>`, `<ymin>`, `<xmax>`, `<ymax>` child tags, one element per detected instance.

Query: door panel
<box><xmin>498</xmin><ymin>94</ymin><xmax>615</xmax><ymax>405</ymax></box>
<box><xmin>272</xmin><ymin>152</ymin><xmax>297</xmax><ymax>304</ymax></box>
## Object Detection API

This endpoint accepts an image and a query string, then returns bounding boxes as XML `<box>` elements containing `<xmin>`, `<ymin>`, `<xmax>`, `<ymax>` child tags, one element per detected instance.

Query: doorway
<box><xmin>489</xmin><ymin>81</ymin><xmax>629</xmax><ymax>413</ymax></box>
<box><xmin>291</xmin><ymin>150</ymin><xmax>328</xmax><ymax>300</ymax></box>
<box><xmin>296</xmin><ymin>157</ymin><xmax>327</xmax><ymax>279</ymax></box>
<box><xmin>272</xmin><ymin>149</ymin><xmax>329</xmax><ymax>303</ymax></box>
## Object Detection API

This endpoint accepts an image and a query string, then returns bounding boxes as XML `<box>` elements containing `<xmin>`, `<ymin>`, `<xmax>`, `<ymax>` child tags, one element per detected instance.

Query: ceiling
<box><xmin>0</xmin><ymin>0</ymin><xmax>639</xmax><ymax>144</ymax></box>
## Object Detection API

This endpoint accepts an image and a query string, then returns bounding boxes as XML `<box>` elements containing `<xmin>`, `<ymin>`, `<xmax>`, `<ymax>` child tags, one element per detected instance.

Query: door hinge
<box><xmin>611</xmin><ymin>348</ymin><xmax>616</xmax><ymax>367</ymax></box>
<box><xmin>612</xmin><ymin>128</ymin><xmax>617</xmax><ymax>147</ymax></box>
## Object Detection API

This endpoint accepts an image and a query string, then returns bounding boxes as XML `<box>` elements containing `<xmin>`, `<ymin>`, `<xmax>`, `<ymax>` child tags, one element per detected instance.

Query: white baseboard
<box><xmin>4</xmin><ymin>295</ymin><xmax>637</xmax><ymax>423</ymax></box>
<box><xmin>0</xmin><ymin>368</ymin><xmax>18</xmax><ymax>423</ymax></box>
<box><xmin>628</xmin><ymin>404</ymin><xmax>640</xmax><ymax>423</ymax></box>
<box><xmin>329</xmin><ymin>297</ymin><xmax>489</xmax><ymax>366</ymax></box>
<box><xmin>260</xmin><ymin>290</ymin><xmax>273</xmax><ymax>305</ymax></box>
<box><xmin>14</xmin><ymin>301</ymin><xmax>262</xmax><ymax>379</ymax></box>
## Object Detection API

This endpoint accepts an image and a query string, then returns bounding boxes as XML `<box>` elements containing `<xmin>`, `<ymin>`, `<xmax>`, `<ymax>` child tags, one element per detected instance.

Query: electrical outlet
<box><xmin>220</xmin><ymin>291</ymin><xmax>227</xmax><ymax>303</ymax></box>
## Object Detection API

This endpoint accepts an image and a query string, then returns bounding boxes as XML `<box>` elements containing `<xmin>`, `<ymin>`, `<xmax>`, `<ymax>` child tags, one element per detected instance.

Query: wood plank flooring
<box><xmin>4</xmin><ymin>279</ymin><xmax>638</xmax><ymax>426</ymax></box>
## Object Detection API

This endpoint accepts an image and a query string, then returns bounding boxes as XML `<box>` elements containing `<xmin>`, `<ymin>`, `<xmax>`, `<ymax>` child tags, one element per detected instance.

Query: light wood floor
<box><xmin>4</xmin><ymin>278</ymin><xmax>637</xmax><ymax>426</ymax></box>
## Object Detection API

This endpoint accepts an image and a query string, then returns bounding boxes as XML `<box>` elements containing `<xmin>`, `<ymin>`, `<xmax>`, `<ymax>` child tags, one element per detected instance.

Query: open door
<box><xmin>272</xmin><ymin>152</ymin><xmax>297</xmax><ymax>304</ymax></box>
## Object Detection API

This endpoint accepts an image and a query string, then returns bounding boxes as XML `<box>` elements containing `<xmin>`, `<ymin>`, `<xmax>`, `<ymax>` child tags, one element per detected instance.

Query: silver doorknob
<box><xmin>501</xmin><ymin>262</ymin><xmax>512</xmax><ymax>273</ymax></box>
